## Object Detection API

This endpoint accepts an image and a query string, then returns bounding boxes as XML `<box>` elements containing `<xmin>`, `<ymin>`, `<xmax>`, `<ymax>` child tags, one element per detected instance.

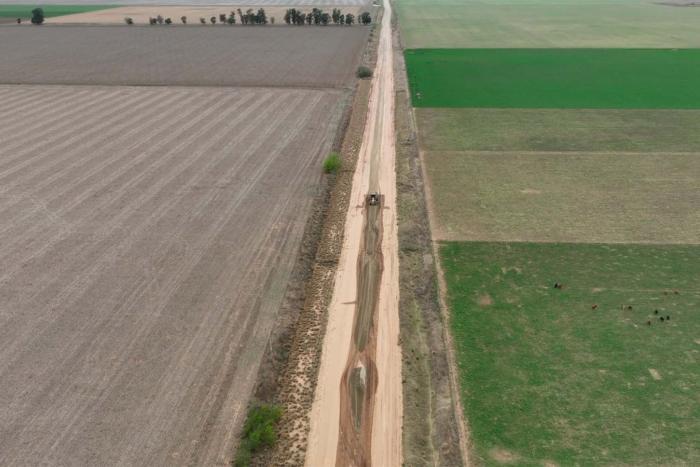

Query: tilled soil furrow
<box><xmin>0</xmin><ymin>89</ymin><xmax>190</xmax><ymax>239</ymax></box>
<box><xmin>0</xmin><ymin>92</ymin><xmax>267</xmax><ymax>383</ymax></box>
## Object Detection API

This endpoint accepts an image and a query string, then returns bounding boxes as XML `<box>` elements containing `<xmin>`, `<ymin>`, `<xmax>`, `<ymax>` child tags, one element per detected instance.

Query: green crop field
<box><xmin>406</xmin><ymin>48</ymin><xmax>700</xmax><ymax>109</ymax></box>
<box><xmin>395</xmin><ymin>0</ymin><xmax>700</xmax><ymax>49</ymax></box>
<box><xmin>440</xmin><ymin>241</ymin><xmax>700</xmax><ymax>466</ymax></box>
<box><xmin>416</xmin><ymin>108</ymin><xmax>700</xmax><ymax>153</ymax></box>
<box><xmin>0</xmin><ymin>4</ymin><xmax>114</xmax><ymax>19</ymax></box>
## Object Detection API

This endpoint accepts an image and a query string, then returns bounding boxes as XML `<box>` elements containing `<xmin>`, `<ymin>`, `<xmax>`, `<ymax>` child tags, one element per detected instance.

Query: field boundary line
<box><xmin>417</xmin><ymin>149</ymin><xmax>474</xmax><ymax>467</ymax></box>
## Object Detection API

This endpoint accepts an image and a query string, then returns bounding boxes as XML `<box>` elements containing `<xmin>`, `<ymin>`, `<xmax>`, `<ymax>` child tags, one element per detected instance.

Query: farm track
<box><xmin>306</xmin><ymin>1</ymin><xmax>402</xmax><ymax>464</ymax></box>
<box><xmin>0</xmin><ymin>85</ymin><xmax>346</xmax><ymax>465</ymax></box>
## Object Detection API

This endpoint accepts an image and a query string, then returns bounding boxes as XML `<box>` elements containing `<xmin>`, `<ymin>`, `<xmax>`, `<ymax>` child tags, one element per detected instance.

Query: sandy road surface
<box><xmin>306</xmin><ymin>1</ymin><xmax>402</xmax><ymax>465</ymax></box>
<box><xmin>0</xmin><ymin>85</ymin><xmax>344</xmax><ymax>466</ymax></box>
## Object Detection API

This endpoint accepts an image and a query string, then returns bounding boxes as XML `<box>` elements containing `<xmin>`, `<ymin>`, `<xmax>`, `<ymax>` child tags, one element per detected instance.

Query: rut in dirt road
<box><xmin>336</xmin><ymin>195</ymin><xmax>384</xmax><ymax>466</ymax></box>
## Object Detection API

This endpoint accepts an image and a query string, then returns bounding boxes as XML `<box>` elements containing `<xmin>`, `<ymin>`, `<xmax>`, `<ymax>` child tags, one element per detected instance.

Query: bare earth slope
<box><xmin>0</xmin><ymin>84</ymin><xmax>345</xmax><ymax>466</ymax></box>
<box><xmin>0</xmin><ymin>26</ymin><xmax>368</xmax><ymax>88</ymax></box>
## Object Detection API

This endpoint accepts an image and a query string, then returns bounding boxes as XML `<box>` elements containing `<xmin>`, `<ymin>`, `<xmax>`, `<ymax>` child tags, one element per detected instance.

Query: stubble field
<box><xmin>0</xmin><ymin>26</ymin><xmax>368</xmax><ymax>87</ymax></box>
<box><xmin>0</xmin><ymin>84</ymin><xmax>346</xmax><ymax>465</ymax></box>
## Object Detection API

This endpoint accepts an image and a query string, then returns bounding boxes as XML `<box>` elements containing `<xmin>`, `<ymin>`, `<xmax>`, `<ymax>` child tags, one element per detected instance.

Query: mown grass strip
<box><xmin>405</xmin><ymin>48</ymin><xmax>700</xmax><ymax>109</ymax></box>
<box><xmin>440</xmin><ymin>241</ymin><xmax>700</xmax><ymax>466</ymax></box>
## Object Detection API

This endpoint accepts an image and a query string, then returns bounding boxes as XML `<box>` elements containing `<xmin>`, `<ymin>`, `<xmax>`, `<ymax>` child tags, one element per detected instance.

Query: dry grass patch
<box><xmin>425</xmin><ymin>150</ymin><xmax>700</xmax><ymax>243</ymax></box>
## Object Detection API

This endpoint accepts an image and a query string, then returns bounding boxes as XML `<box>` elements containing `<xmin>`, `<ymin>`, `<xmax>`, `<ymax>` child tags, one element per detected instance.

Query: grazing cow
<box><xmin>554</xmin><ymin>282</ymin><xmax>562</xmax><ymax>289</ymax></box>
<box><xmin>627</xmin><ymin>305</ymin><xmax>633</xmax><ymax>310</ymax></box>
<box><xmin>660</xmin><ymin>317</ymin><xmax>665</xmax><ymax>322</ymax></box>
<box><xmin>647</xmin><ymin>320</ymin><xmax>651</xmax><ymax>326</ymax></box>
<box><xmin>666</xmin><ymin>315</ymin><xmax>670</xmax><ymax>320</ymax></box>
<box><xmin>654</xmin><ymin>310</ymin><xmax>659</xmax><ymax>315</ymax></box>
<box><xmin>592</xmin><ymin>304</ymin><xmax>598</xmax><ymax>310</ymax></box>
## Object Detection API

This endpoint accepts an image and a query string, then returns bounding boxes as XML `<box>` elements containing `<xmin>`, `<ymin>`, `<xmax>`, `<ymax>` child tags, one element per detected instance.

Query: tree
<box><xmin>255</xmin><ymin>8</ymin><xmax>267</xmax><ymax>24</ymax></box>
<box><xmin>305</xmin><ymin>12</ymin><xmax>312</xmax><ymax>25</ymax></box>
<box><xmin>156</xmin><ymin>15</ymin><xmax>164</xmax><ymax>25</ymax></box>
<box><xmin>200</xmin><ymin>17</ymin><xmax>206</xmax><ymax>24</ymax></box>
<box><xmin>270</xmin><ymin>16</ymin><xmax>275</xmax><ymax>24</ymax></box>
<box><xmin>320</xmin><ymin>12</ymin><xmax>330</xmax><ymax>25</ymax></box>
<box><xmin>164</xmin><ymin>17</ymin><xmax>172</xmax><ymax>24</ymax></box>
<box><xmin>227</xmin><ymin>13</ymin><xmax>236</xmax><ymax>24</ymax></box>
<box><xmin>237</xmin><ymin>8</ymin><xmax>245</xmax><ymax>24</ymax></box>
<box><xmin>30</xmin><ymin>7</ymin><xmax>44</xmax><ymax>25</ymax></box>
<box><xmin>359</xmin><ymin>12</ymin><xmax>371</xmax><ymax>25</ymax></box>
<box><xmin>345</xmin><ymin>13</ymin><xmax>355</xmax><ymax>25</ymax></box>
<box><xmin>181</xmin><ymin>16</ymin><xmax>187</xmax><ymax>24</ymax></box>
<box><xmin>124</xmin><ymin>17</ymin><xmax>133</xmax><ymax>25</ymax></box>
<box><xmin>332</xmin><ymin>8</ymin><xmax>341</xmax><ymax>24</ymax></box>
<box><xmin>339</xmin><ymin>14</ymin><xmax>345</xmax><ymax>25</ymax></box>
<box><xmin>149</xmin><ymin>17</ymin><xmax>157</xmax><ymax>25</ymax></box>
<box><xmin>16</xmin><ymin>18</ymin><xmax>22</xmax><ymax>24</ymax></box>
<box><xmin>219</xmin><ymin>13</ymin><xmax>226</xmax><ymax>23</ymax></box>
<box><xmin>210</xmin><ymin>16</ymin><xmax>217</xmax><ymax>24</ymax></box>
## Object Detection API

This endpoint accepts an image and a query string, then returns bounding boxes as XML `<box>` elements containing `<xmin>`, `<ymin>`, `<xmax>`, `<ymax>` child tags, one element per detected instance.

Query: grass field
<box><xmin>394</xmin><ymin>0</ymin><xmax>700</xmax><ymax>48</ymax></box>
<box><xmin>426</xmin><ymin>151</ymin><xmax>700</xmax><ymax>243</ymax></box>
<box><xmin>406</xmin><ymin>48</ymin><xmax>700</xmax><ymax>109</ymax></box>
<box><xmin>440</xmin><ymin>241</ymin><xmax>700</xmax><ymax>466</ymax></box>
<box><xmin>0</xmin><ymin>4</ymin><xmax>114</xmax><ymax>19</ymax></box>
<box><xmin>416</xmin><ymin>108</ymin><xmax>700</xmax><ymax>153</ymax></box>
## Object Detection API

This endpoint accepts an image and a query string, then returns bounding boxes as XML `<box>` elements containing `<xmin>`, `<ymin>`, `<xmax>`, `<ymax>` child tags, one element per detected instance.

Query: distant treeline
<box><xmin>132</xmin><ymin>8</ymin><xmax>371</xmax><ymax>26</ymax></box>
<box><xmin>284</xmin><ymin>8</ymin><xmax>372</xmax><ymax>26</ymax></box>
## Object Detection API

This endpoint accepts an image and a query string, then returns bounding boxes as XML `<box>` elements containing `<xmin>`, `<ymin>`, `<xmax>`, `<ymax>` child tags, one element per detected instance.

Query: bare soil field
<box><xmin>0</xmin><ymin>26</ymin><xmax>368</xmax><ymax>87</ymax></box>
<box><xmin>0</xmin><ymin>84</ymin><xmax>346</xmax><ymax>466</ymax></box>
<box><xmin>47</xmin><ymin>5</ymin><xmax>368</xmax><ymax>24</ymax></box>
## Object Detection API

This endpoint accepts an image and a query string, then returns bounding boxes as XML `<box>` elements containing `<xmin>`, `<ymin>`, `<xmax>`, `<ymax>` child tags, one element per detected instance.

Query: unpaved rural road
<box><xmin>305</xmin><ymin>1</ymin><xmax>402</xmax><ymax>465</ymax></box>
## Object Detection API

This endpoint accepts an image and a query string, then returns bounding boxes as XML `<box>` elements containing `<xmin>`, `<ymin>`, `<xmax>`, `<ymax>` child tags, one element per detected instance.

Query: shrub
<box><xmin>124</xmin><ymin>17</ymin><xmax>133</xmax><ymax>25</ymax></box>
<box><xmin>210</xmin><ymin>16</ymin><xmax>216</xmax><ymax>24</ymax></box>
<box><xmin>181</xmin><ymin>16</ymin><xmax>187</xmax><ymax>24</ymax></box>
<box><xmin>199</xmin><ymin>17</ymin><xmax>206</xmax><ymax>24</ymax></box>
<box><xmin>31</xmin><ymin>8</ymin><xmax>44</xmax><ymax>25</ymax></box>
<box><xmin>156</xmin><ymin>15</ymin><xmax>164</xmax><ymax>24</ymax></box>
<box><xmin>219</xmin><ymin>13</ymin><xmax>226</xmax><ymax>23</ymax></box>
<box><xmin>356</xmin><ymin>66</ymin><xmax>372</xmax><ymax>79</ymax></box>
<box><xmin>234</xmin><ymin>405</ymin><xmax>283</xmax><ymax>467</ymax></box>
<box><xmin>164</xmin><ymin>17</ymin><xmax>172</xmax><ymax>24</ymax></box>
<box><xmin>16</xmin><ymin>18</ymin><xmax>22</xmax><ymax>24</ymax></box>
<box><xmin>323</xmin><ymin>152</ymin><xmax>342</xmax><ymax>174</ymax></box>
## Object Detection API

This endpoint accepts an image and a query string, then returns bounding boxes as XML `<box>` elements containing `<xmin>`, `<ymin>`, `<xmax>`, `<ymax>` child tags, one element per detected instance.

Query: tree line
<box><xmin>284</xmin><ymin>8</ymin><xmax>371</xmax><ymax>26</ymax></box>
<box><xmin>128</xmin><ymin>8</ymin><xmax>371</xmax><ymax>26</ymax></box>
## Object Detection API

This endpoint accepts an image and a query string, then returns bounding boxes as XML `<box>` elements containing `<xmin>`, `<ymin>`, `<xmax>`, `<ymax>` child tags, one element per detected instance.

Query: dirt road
<box><xmin>0</xmin><ymin>85</ymin><xmax>345</xmax><ymax>466</ymax></box>
<box><xmin>305</xmin><ymin>1</ymin><xmax>402</xmax><ymax>465</ymax></box>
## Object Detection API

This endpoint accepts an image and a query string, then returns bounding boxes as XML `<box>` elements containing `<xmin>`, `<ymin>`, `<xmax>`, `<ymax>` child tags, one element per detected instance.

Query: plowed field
<box><xmin>0</xmin><ymin>26</ymin><xmax>368</xmax><ymax>88</ymax></box>
<box><xmin>0</xmin><ymin>84</ymin><xmax>345</xmax><ymax>465</ymax></box>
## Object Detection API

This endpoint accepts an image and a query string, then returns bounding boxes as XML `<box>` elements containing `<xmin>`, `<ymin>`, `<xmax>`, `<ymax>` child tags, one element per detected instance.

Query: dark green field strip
<box><xmin>440</xmin><ymin>241</ymin><xmax>700</xmax><ymax>466</ymax></box>
<box><xmin>406</xmin><ymin>48</ymin><xmax>700</xmax><ymax>108</ymax></box>
<box><xmin>416</xmin><ymin>108</ymin><xmax>700</xmax><ymax>153</ymax></box>
<box><xmin>0</xmin><ymin>5</ymin><xmax>115</xmax><ymax>19</ymax></box>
